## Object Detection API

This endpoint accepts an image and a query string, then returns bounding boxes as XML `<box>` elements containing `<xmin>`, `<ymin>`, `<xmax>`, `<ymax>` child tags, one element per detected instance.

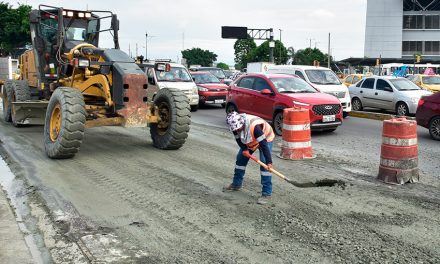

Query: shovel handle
<box><xmin>246</xmin><ymin>154</ymin><xmax>290</xmax><ymax>181</ymax></box>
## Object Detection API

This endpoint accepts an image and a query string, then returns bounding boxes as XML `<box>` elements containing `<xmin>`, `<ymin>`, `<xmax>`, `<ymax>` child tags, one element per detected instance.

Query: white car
<box><xmin>141</xmin><ymin>62</ymin><xmax>199</xmax><ymax>111</ymax></box>
<box><xmin>349</xmin><ymin>76</ymin><xmax>432</xmax><ymax>116</ymax></box>
<box><xmin>265</xmin><ymin>65</ymin><xmax>352</xmax><ymax>117</ymax></box>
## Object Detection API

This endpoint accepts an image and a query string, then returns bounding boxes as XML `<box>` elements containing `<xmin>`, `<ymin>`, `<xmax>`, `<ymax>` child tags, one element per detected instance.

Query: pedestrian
<box><xmin>224</xmin><ymin>111</ymin><xmax>275</xmax><ymax>204</ymax></box>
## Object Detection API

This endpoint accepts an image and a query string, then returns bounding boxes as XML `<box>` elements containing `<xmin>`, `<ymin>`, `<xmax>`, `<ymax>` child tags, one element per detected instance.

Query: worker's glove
<box><xmin>266</xmin><ymin>163</ymin><xmax>273</xmax><ymax>172</ymax></box>
<box><xmin>242</xmin><ymin>150</ymin><xmax>251</xmax><ymax>158</ymax></box>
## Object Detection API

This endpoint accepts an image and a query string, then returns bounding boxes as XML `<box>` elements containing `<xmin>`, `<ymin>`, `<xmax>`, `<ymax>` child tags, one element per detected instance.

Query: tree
<box><xmin>0</xmin><ymin>2</ymin><xmax>32</xmax><ymax>56</ymax></box>
<box><xmin>181</xmin><ymin>48</ymin><xmax>217</xmax><ymax>67</ymax></box>
<box><xmin>233</xmin><ymin>38</ymin><xmax>256</xmax><ymax>70</ymax></box>
<box><xmin>294</xmin><ymin>48</ymin><xmax>332</xmax><ymax>66</ymax></box>
<box><xmin>249</xmin><ymin>40</ymin><xmax>288</xmax><ymax>65</ymax></box>
<box><xmin>216</xmin><ymin>62</ymin><xmax>229</xmax><ymax>70</ymax></box>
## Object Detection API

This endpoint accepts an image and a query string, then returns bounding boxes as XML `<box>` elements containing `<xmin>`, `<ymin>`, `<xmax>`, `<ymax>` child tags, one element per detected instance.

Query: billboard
<box><xmin>221</xmin><ymin>26</ymin><xmax>248</xmax><ymax>39</ymax></box>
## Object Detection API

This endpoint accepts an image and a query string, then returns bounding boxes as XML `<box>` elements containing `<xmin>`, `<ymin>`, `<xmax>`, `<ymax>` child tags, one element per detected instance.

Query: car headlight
<box><xmin>192</xmin><ymin>86</ymin><xmax>199</xmax><ymax>94</ymax></box>
<box><xmin>197</xmin><ymin>86</ymin><xmax>208</xmax><ymax>92</ymax></box>
<box><xmin>293</xmin><ymin>100</ymin><xmax>310</xmax><ymax>106</ymax></box>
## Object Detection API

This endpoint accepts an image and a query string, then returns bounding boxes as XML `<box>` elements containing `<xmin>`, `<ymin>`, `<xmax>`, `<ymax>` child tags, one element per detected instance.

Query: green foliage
<box><xmin>294</xmin><ymin>48</ymin><xmax>332</xmax><ymax>66</ymax></box>
<box><xmin>216</xmin><ymin>62</ymin><xmax>229</xmax><ymax>70</ymax></box>
<box><xmin>249</xmin><ymin>40</ymin><xmax>288</xmax><ymax>65</ymax></box>
<box><xmin>234</xmin><ymin>38</ymin><xmax>257</xmax><ymax>70</ymax></box>
<box><xmin>181</xmin><ymin>48</ymin><xmax>217</xmax><ymax>67</ymax></box>
<box><xmin>0</xmin><ymin>2</ymin><xmax>32</xmax><ymax>56</ymax></box>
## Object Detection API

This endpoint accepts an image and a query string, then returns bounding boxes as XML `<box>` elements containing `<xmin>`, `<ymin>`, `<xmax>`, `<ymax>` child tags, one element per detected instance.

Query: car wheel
<box><xmin>226</xmin><ymin>104</ymin><xmax>238</xmax><ymax>114</ymax></box>
<box><xmin>190</xmin><ymin>105</ymin><xmax>198</xmax><ymax>112</ymax></box>
<box><xmin>352</xmin><ymin>98</ymin><xmax>363</xmax><ymax>111</ymax></box>
<box><xmin>273</xmin><ymin>111</ymin><xmax>283</xmax><ymax>136</ymax></box>
<box><xmin>396</xmin><ymin>102</ymin><xmax>409</xmax><ymax>116</ymax></box>
<box><xmin>429</xmin><ymin>116</ymin><xmax>440</xmax><ymax>141</ymax></box>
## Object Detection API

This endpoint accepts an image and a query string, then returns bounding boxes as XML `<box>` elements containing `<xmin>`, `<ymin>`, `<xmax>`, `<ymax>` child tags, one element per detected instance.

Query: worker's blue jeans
<box><xmin>232</xmin><ymin>142</ymin><xmax>273</xmax><ymax>196</ymax></box>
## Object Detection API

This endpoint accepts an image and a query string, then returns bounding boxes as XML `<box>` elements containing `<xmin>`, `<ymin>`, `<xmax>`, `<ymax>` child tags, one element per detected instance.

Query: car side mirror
<box><xmin>148</xmin><ymin>77</ymin><xmax>155</xmax><ymax>85</ymax></box>
<box><xmin>260</xmin><ymin>89</ymin><xmax>273</xmax><ymax>95</ymax></box>
<box><xmin>384</xmin><ymin>87</ymin><xmax>393</xmax><ymax>92</ymax></box>
<box><xmin>192</xmin><ymin>77</ymin><xmax>196</xmax><ymax>82</ymax></box>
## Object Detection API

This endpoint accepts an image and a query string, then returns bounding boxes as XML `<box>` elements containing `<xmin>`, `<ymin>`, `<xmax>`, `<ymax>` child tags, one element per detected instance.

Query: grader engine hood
<box><xmin>102</xmin><ymin>49</ymin><xmax>149</xmax><ymax>127</ymax></box>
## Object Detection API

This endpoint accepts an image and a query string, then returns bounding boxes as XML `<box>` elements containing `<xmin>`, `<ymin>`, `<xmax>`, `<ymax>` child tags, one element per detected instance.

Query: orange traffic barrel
<box><xmin>279</xmin><ymin>108</ymin><xmax>314</xmax><ymax>160</ymax></box>
<box><xmin>378</xmin><ymin>117</ymin><xmax>419</xmax><ymax>184</ymax></box>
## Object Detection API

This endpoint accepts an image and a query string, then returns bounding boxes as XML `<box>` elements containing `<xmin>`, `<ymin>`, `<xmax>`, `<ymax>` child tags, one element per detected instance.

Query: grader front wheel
<box><xmin>44</xmin><ymin>87</ymin><xmax>86</xmax><ymax>159</ymax></box>
<box><xmin>150</xmin><ymin>88</ymin><xmax>190</xmax><ymax>150</ymax></box>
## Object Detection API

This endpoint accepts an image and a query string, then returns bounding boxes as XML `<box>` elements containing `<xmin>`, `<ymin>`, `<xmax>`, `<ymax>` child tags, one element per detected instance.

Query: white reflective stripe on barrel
<box><xmin>382</xmin><ymin>136</ymin><xmax>417</xmax><ymax>146</ymax></box>
<box><xmin>282</xmin><ymin>123</ymin><xmax>311</xmax><ymax>131</ymax></box>
<box><xmin>282</xmin><ymin>140</ymin><xmax>312</xmax><ymax>148</ymax></box>
<box><xmin>380</xmin><ymin>158</ymin><xmax>418</xmax><ymax>168</ymax></box>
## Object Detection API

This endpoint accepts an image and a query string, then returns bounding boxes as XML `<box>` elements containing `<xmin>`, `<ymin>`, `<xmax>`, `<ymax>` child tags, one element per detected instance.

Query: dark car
<box><xmin>191</xmin><ymin>71</ymin><xmax>228</xmax><ymax>107</ymax></box>
<box><xmin>226</xmin><ymin>73</ymin><xmax>343</xmax><ymax>135</ymax></box>
<box><xmin>190</xmin><ymin>67</ymin><xmax>233</xmax><ymax>85</ymax></box>
<box><xmin>416</xmin><ymin>92</ymin><xmax>440</xmax><ymax>140</ymax></box>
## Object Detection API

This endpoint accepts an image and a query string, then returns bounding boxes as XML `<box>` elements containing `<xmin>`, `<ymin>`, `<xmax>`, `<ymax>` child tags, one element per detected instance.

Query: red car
<box><xmin>191</xmin><ymin>71</ymin><xmax>228</xmax><ymax>107</ymax></box>
<box><xmin>416</xmin><ymin>92</ymin><xmax>440</xmax><ymax>140</ymax></box>
<box><xmin>226</xmin><ymin>73</ymin><xmax>343</xmax><ymax>135</ymax></box>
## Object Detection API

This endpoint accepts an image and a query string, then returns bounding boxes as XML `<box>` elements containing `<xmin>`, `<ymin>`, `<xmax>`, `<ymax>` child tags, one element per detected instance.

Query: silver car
<box><xmin>349</xmin><ymin>76</ymin><xmax>432</xmax><ymax>116</ymax></box>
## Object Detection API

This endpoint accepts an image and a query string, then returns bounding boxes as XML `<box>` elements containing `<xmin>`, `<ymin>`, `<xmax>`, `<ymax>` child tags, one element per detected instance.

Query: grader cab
<box><xmin>0</xmin><ymin>5</ymin><xmax>190</xmax><ymax>158</ymax></box>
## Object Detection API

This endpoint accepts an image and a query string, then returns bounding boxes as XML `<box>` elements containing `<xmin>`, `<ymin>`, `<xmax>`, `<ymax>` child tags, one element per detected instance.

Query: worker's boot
<box><xmin>222</xmin><ymin>184</ymin><xmax>242</xmax><ymax>192</ymax></box>
<box><xmin>257</xmin><ymin>195</ymin><xmax>271</xmax><ymax>205</ymax></box>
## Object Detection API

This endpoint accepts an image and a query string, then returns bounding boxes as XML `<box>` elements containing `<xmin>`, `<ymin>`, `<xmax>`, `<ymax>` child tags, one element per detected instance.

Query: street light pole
<box><xmin>145</xmin><ymin>32</ymin><xmax>148</xmax><ymax>61</ymax></box>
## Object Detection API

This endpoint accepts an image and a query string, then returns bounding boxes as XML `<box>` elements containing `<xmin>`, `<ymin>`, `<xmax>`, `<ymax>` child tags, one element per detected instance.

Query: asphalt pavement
<box><xmin>0</xmin><ymin>103</ymin><xmax>439</xmax><ymax>263</ymax></box>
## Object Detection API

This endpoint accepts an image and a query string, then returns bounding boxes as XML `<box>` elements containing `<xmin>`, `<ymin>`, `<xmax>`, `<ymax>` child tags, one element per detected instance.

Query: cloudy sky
<box><xmin>13</xmin><ymin>0</ymin><xmax>367</xmax><ymax>65</ymax></box>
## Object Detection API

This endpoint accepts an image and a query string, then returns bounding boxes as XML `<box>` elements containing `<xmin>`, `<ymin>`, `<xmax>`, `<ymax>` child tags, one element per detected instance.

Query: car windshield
<box><xmin>422</xmin><ymin>76</ymin><xmax>440</xmax><ymax>84</ymax></box>
<box><xmin>389</xmin><ymin>79</ymin><xmax>421</xmax><ymax>91</ymax></box>
<box><xmin>305</xmin><ymin>70</ymin><xmax>341</xmax><ymax>85</ymax></box>
<box><xmin>270</xmin><ymin>77</ymin><xmax>317</xmax><ymax>93</ymax></box>
<box><xmin>207</xmin><ymin>69</ymin><xmax>226</xmax><ymax>79</ymax></box>
<box><xmin>156</xmin><ymin>67</ymin><xmax>193</xmax><ymax>82</ymax></box>
<box><xmin>193</xmin><ymin>73</ymin><xmax>221</xmax><ymax>84</ymax></box>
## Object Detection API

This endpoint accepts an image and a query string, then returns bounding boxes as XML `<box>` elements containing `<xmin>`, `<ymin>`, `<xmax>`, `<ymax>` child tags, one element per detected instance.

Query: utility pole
<box><xmin>307</xmin><ymin>38</ymin><xmax>314</xmax><ymax>49</ymax></box>
<box><xmin>135</xmin><ymin>43</ymin><xmax>138</xmax><ymax>57</ymax></box>
<box><xmin>328</xmin><ymin>32</ymin><xmax>331</xmax><ymax>69</ymax></box>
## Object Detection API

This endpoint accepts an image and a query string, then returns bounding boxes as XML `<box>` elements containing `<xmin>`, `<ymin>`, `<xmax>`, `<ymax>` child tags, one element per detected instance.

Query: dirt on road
<box><xmin>0</xmin><ymin>117</ymin><xmax>439</xmax><ymax>263</ymax></box>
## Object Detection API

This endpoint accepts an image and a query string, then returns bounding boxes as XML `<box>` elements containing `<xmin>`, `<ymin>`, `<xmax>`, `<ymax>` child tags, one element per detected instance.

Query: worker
<box><xmin>224</xmin><ymin>111</ymin><xmax>275</xmax><ymax>204</ymax></box>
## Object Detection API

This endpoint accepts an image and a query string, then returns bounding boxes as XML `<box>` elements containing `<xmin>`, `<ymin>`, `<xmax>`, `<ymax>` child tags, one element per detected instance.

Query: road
<box><xmin>0</xmin><ymin>103</ymin><xmax>439</xmax><ymax>263</ymax></box>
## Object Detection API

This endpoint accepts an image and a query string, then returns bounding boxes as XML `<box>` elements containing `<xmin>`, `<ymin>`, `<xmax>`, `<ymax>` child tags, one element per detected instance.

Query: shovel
<box><xmin>245</xmin><ymin>153</ymin><xmax>344</xmax><ymax>188</ymax></box>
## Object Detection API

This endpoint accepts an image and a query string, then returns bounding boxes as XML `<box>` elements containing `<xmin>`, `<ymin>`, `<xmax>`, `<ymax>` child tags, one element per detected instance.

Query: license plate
<box><xmin>322</xmin><ymin>115</ymin><xmax>335</xmax><ymax>122</ymax></box>
<box><xmin>215</xmin><ymin>99</ymin><xmax>224</xmax><ymax>104</ymax></box>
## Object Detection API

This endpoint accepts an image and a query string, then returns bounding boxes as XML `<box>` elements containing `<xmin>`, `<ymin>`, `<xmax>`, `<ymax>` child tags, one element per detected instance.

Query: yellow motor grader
<box><xmin>0</xmin><ymin>5</ymin><xmax>190</xmax><ymax>158</ymax></box>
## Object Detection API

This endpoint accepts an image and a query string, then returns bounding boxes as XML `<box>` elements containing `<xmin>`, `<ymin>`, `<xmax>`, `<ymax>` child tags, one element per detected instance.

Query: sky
<box><xmin>11</xmin><ymin>0</ymin><xmax>367</xmax><ymax>65</ymax></box>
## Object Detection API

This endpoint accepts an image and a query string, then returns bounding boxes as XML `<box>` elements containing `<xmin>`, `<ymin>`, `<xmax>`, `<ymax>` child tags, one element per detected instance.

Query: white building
<box><xmin>365</xmin><ymin>0</ymin><xmax>440</xmax><ymax>59</ymax></box>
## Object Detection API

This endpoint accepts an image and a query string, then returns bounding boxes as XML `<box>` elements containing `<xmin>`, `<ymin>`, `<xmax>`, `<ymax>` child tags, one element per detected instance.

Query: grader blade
<box><xmin>11</xmin><ymin>101</ymin><xmax>48</xmax><ymax>125</ymax></box>
<box><xmin>116</xmin><ymin>74</ymin><xmax>150</xmax><ymax>127</ymax></box>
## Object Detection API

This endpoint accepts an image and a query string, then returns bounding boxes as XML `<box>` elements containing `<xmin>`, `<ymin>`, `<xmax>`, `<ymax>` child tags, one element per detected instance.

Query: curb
<box><xmin>348</xmin><ymin>111</ymin><xmax>416</xmax><ymax>121</ymax></box>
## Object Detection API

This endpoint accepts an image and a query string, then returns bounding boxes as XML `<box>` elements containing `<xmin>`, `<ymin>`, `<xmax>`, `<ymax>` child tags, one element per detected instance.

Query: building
<box><xmin>365</xmin><ymin>0</ymin><xmax>440</xmax><ymax>60</ymax></box>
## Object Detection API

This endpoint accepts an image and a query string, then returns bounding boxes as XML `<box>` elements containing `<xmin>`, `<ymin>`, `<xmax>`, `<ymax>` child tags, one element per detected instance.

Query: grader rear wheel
<box><xmin>2</xmin><ymin>80</ymin><xmax>13</xmax><ymax>122</ymax></box>
<box><xmin>150</xmin><ymin>88</ymin><xmax>190</xmax><ymax>149</ymax></box>
<box><xmin>44</xmin><ymin>87</ymin><xmax>86</xmax><ymax>159</ymax></box>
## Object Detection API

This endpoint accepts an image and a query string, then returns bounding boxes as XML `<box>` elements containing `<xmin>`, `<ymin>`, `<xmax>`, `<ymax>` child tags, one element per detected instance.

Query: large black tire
<box><xmin>2</xmin><ymin>80</ymin><xmax>13</xmax><ymax>122</ymax></box>
<box><xmin>428</xmin><ymin>116</ymin><xmax>440</xmax><ymax>141</ymax></box>
<box><xmin>150</xmin><ymin>88</ymin><xmax>190</xmax><ymax>150</ymax></box>
<box><xmin>44</xmin><ymin>87</ymin><xmax>86</xmax><ymax>159</ymax></box>
<box><xmin>11</xmin><ymin>80</ymin><xmax>31</xmax><ymax>127</ymax></box>
<box><xmin>273</xmin><ymin>111</ymin><xmax>283</xmax><ymax>136</ymax></box>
